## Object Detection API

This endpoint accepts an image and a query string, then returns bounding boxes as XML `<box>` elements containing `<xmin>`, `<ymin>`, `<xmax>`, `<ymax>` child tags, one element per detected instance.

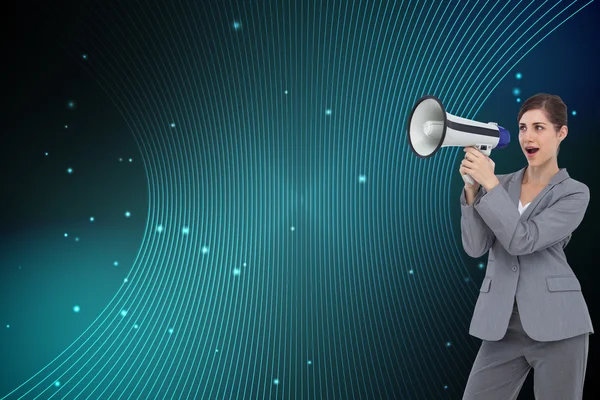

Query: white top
<box><xmin>518</xmin><ymin>200</ymin><xmax>531</xmax><ymax>215</ymax></box>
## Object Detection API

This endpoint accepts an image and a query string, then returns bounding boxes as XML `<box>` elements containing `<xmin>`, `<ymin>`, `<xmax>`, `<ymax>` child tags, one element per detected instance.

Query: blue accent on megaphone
<box><xmin>497</xmin><ymin>126</ymin><xmax>511</xmax><ymax>149</ymax></box>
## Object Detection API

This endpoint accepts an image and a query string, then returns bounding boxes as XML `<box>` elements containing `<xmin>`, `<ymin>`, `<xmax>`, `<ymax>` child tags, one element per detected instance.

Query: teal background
<box><xmin>3</xmin><ymin>1</ymin><xmax>599</xmax><ymax>398</ymax></box>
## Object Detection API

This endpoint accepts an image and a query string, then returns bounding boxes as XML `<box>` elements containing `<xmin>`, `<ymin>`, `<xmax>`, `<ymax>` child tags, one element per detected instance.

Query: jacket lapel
<box><xmin>517</xmin><ymin>167</ymin><xmax>570</xmax><ymax>220</ymax></box>
<box><xmin>508</xmin><ymin>167</ymin><xmax>526</xmax><ymax>207</ymax></box>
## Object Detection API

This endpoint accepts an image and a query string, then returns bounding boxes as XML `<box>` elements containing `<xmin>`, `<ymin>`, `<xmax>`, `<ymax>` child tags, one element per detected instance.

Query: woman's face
<box><xmin>518</xmin><ymin>108</ymin><xmax>566</xmax><ymax>167</ymax></box>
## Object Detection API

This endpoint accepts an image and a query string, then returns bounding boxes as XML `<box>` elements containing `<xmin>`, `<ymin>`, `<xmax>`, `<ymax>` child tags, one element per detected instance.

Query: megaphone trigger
<box><xmin>474</xmin><ymin>144</ymin><xmax>492</xmax><ymax>156</ymax></box>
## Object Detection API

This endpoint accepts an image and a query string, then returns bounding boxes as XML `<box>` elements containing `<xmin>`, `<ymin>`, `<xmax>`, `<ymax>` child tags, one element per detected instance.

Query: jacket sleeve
<box><xmin>460</xmin><ymin>186</ymin><xmax>496</xmax><ymax>258</ymax></box>
<box><xmin>474</xmin><ymin>183</ymin><xmax>590</xmax><ymax>256</ymax></box>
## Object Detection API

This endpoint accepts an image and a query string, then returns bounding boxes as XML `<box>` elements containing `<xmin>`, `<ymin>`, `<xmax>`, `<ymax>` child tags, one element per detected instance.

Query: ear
<box><xmin>558</xmin><ymin>125</ymin><xmax>568</xmax><ymax>142</ymax></box>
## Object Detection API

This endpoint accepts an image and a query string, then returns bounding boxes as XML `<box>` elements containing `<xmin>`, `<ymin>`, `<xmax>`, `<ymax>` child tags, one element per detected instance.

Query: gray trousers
<box><xmin>463</xmin><ymin>301</ymin><xmax>589</xmax><ymax>399</ymax></box>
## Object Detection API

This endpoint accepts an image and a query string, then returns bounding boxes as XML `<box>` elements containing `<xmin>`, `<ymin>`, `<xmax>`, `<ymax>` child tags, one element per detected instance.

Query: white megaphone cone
<box><xmin>407</xmin><ymin>95</ymin><xmax>511</xmax><ymax>185</ymax></box>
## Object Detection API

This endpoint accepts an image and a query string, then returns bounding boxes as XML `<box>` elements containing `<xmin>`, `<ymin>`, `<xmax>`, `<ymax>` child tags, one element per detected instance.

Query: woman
<box><xmin>458</xmin><ymin>93</ymin><xmax>593</xmax><ymax>400</ymax></box>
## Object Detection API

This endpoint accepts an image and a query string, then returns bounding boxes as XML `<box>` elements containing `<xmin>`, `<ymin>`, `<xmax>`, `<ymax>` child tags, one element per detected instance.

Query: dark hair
<box><xmin>517</xmin><ymin>93</ymin><xmax>567</xmax><ymax>155</ymax></box>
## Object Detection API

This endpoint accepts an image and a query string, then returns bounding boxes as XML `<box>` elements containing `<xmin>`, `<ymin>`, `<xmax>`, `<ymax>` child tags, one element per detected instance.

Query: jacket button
<box><xmin>512</xmin><ymin>265</ymin><xmax>518</xmax><ymax>272</ymax></box>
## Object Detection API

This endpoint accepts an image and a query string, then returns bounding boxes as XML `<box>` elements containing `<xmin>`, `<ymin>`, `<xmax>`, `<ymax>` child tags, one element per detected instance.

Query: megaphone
<box><xmin>407</xmin><ymin>95</ymin><xmax>510</xmax><ymax>185</ymax></box>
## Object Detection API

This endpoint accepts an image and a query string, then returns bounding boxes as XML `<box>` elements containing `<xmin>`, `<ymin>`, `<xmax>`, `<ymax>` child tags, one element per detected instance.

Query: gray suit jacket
<box><xmin>460</xmin><ymin>167</ymin><xmax>593</xmax><ymax>341</ymax></box>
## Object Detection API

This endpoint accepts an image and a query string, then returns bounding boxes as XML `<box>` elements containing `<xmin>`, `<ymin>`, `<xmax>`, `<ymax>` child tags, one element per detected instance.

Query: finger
<box><xmin>461</xmin><ymin>162</ymin><xmax>476</xmax><ymax>173</ymax></box>
<box><xmin>465</xmin><ymin>147</ymin><xmax>482</xmax><ymax>158</ymax></box>
<box><xmin>470</xmin><ymin>146</ymin><xmax>486</xmax><ymax>157</ymax></box>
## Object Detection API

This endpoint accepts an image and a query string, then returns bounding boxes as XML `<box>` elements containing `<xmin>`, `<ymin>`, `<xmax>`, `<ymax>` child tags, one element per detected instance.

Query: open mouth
<box><xmin>525</xmin><ymin>147</ymin><xmax>539</xmax><ymax>154</ymax></box>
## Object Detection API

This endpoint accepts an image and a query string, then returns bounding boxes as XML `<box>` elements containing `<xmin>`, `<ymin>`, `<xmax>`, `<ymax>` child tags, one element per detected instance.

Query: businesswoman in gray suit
<box><xmin>458</xmin><ymin>93</ymin><xmax>593</xmax><ymax>400</ymax></box>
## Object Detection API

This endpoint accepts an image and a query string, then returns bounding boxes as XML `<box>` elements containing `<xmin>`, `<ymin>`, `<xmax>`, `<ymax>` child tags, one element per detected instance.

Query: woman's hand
<box><xmin>460</xmin><ymin>147</ymin><xmax>500</xmax><ymax>191</ymax></box>
<box><xmin>459</xmin><ymin>148</ymin><xmax>481</xmax><ymax>191</ymax></box>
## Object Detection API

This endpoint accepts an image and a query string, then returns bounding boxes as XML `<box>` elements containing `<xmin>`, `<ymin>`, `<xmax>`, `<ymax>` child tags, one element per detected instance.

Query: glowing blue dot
<box><xmin>134</xmin><ymin>324</ymin><xmax>139</xmax><ymax>329</ymax></box>
<box><xmin>168</xmin><ymin>328</ymin><xmax>174</xmax><ymax>334</ymax></box>
<box><xmin>273</xmin><ymin>379</ymin><xmax>280</xmax><ymax>385</ymax></box>
<box><xmin>64</xmin><ymin>125</ymin><xmax>68</xmax><ymax>129</ymax></box>
<box><xmin>572</xmin><ymin>110</ymin><xmax>577</xmax><ymax>116</ymax></box>
<box><xmin>444</xmin><ymin>385</ymin><xmax>448</xmax><ymax>390</ymax></box>
<box><xmin>82</xmin><ymin>54</ymin><xmax>88</xmax><ymax>60</ymax></box>
<box><xmin>67</xmin><ymin>168</ymin><xmax>73</xmax><ymax>174</ymax></box>
<box><xmin>124</xmin><ymin>278</ymin><xmax>128</xmax><ymax>283</ymax></box>
<box><xmin>202</xmin><ymin>246</ymin><xmax>209</xmax><ymax>254</ymax></box>
<box><xmin>128</xmin><ymin>158</ymin><xmax>132</xmax><ymax>163</ymax></box>
<box><xmin>216</xmin><ymin>348</ymin><xmax>219</xmax><ymax>352</ymax></box>
<box><xmin>243</xmin><ymin>262</ymin><xmax>247</xmax><ymax>267</ymax></box>
<box><xmin>75</xmin><ymin>237</ymin><xmax>79</xmax><ymax>242</ymax></box>
<box><xmin>446</xmin><ymin>341</ymin><xmax>452</xmax><ymax>347</ymax></box>
<box><xmin>233</xmin><ymin>268</ymin><xmax>241</xmax><ymax>276</ymax></box>
<box><xmin>515</xmin><ymin>72</ymin><xmax>522</xmax><ymax>79</ymax></box>
<box><xmin>325</xmin><ymin>109</ymin><xmax>332</xmax><ymax>115</ymax></box>
<box><xmin>64</xmin><ymin>233</ymin><xmax>68</xmax><ymax>237</ymax></box>
<box><xmin>73</xmin><ymin>305</ymin><xmax>80</xmax><ymax>313</ymax></box>
<box><xmin>358</xmin><ymin>175</ymin><xmax>366</xmax><ymax>183</ymax></box>
<box><xmin>182</xmin><ymin>227</ymin><xmax>190</xmax><ymax>235</ymax></box>
<box><xmin>409</xmin><ymin>269</ymin><xmax>414</xmax><ymax>274</ymax></box>
<box><xmin>157</xmin><ymin>225</ymin><xmax>164</xmax><ymax>233</ymax></box>
<box><xmin>478</xmin><ymin>263</ymin><xmax>485</xmax><ymax>269</ymax></box>
<box><xmin>114</xmin><ymin>261</ymin><xmax>119</xmax><ymax>267</ymax></box>
<box><xmin>45</xmin><ymin>152</ymin><xmax>49</xmax><ymax>156</ymax></box>
<box><xmin>67</xmin><ymin>100</ymin><xmax>75</xmax><ymax>109</ymax></box>
<box><xmin>125</xmin><ymin>211</ymin><xmax>131</xmax><ymax>218</ymax></box>
<box><xmin>233</xmin><ymin>21</ymin><xmax>241</xmax><ymax>30</ymax></box>
<box><xmin>516</xmin><ymin>98</ymin><xmax>521</xmax><ymax>103</ymax></box>
<box><xmin>54</xmin><ymin>381</ymin><xmax>61</xmax><ymax>387</ymax></box>
<box><xmin>170</xmin><ymin>122</ymin><xmax>176</xmax><ymax>128</ymax></box>
<box><xmin>118</xmin><ymin>158</ymin><xmax>123</xmax><ymax>162</ymax></box>
<box><xmin>290</xmin><ymin>226</ymin><xmax>295</xmax><ymax>231</ymax></box>
<box><xmin>464</xmin><ymin>277</ymin><xmax>470</xmax><ymax>282</ymax></box>
<box><xmin>90</xmin><ymin>217</ymin><xmax>94</xmax><ymax>222</ymax></box>
<box><xmin>512</xmin><ymin>88</ymin><xmax>520</xmax><ymax>96</ymax></box>
<box><xmin>308</xmin><ymin>360</ymin><xmax>312</xmax><ymax>365</ymax></box>
<box><xmin>284</xmin><ymin>90</ymin><xmax>288</xmax><ymax>94</ymax></box>
<box><xmin>121</xmin><ymin>310</ymin><xmax>127</xmax><ymax>317</ymax></box>
<box><xmin>6</xmin><ymin>324</ymin><xmax>10</xmax><ymax>328</ymax></box>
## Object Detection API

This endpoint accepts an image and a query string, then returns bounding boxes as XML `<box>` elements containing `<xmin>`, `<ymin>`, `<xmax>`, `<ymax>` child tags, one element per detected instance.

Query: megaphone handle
<box><xmin>462</xmin><ymin>145</ymin><xmax>491</xmax><ymax>185</ymax></box>
<box><xmin>462</xmin><ymin>174</ymin><xmax>475</xmax><ymax>185</ymax></box>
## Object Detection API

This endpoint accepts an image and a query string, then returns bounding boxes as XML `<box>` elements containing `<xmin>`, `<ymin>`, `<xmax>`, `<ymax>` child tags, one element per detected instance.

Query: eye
<box><xmin>535</xmin><ymin>125</ymin><xmax>544</xmax><ymax>131</ymax></box>
<box><xmin>519</xmin><ymin>126</ymin><xmax>526</xmax><ymax>131</ymax></box>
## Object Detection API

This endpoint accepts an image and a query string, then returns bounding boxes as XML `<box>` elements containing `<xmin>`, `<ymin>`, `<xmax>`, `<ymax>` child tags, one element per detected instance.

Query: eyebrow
<box><xmin>519</xmin><ymin>122</ymin><xmax>547</xmax><ymax>125</ymax></box>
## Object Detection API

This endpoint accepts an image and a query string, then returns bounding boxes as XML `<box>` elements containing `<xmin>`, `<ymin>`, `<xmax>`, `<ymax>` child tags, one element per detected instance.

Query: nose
<box><xmin>520</xmin><ymin>129</ymin><xmax>535</xmax><ymax>143</ymax></box>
